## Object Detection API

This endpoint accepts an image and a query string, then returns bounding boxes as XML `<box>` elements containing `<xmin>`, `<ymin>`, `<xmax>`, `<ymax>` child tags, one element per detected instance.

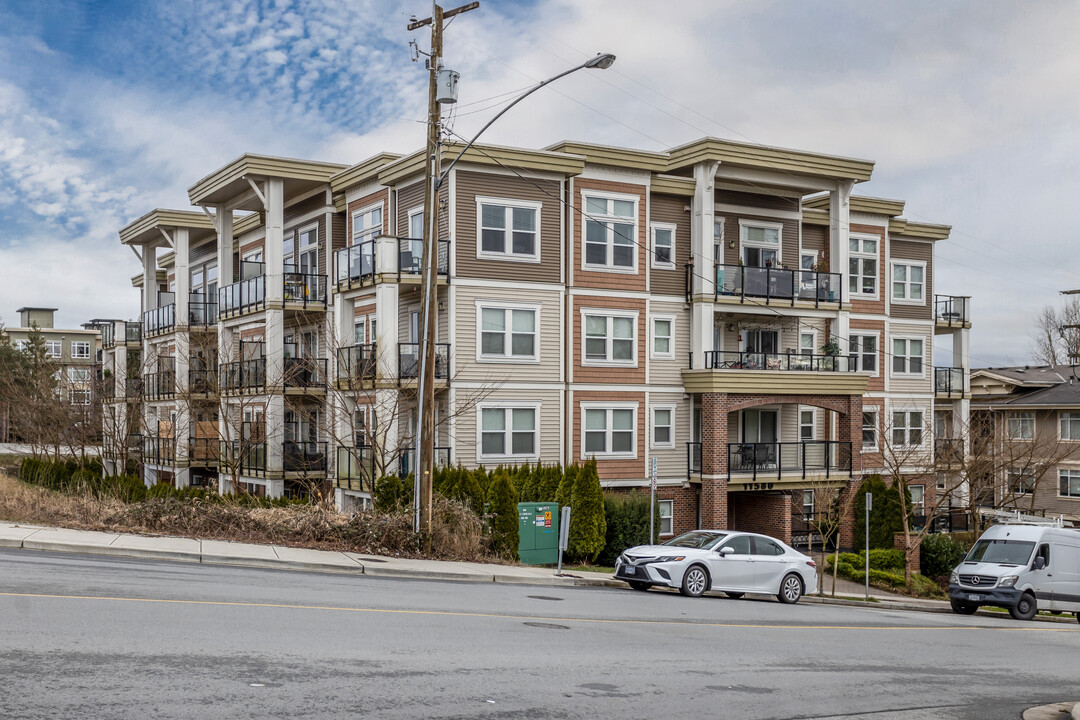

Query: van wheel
<box><xmin>1009</xmin><ymin>593</ymin><xmax>1038</xmax><ymax>621</ymax></box>
<box><xmin>950</xmin><ymin>600</ymin><xmax>978</xmax><ymax>615</ymax></box>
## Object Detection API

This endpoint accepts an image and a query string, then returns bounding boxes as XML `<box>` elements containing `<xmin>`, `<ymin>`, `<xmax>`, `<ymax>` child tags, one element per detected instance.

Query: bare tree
<box><xmin>1030</xmin><ymin>297</ymin><xmax>1080</xmax><ymax>365</ymax></box>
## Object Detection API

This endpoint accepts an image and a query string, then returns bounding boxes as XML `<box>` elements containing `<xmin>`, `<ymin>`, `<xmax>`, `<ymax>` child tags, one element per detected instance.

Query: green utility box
<box><xmin>517</xmin><ymin>502</ymin><xmax>560</xmax><ymax>565</ymax></box>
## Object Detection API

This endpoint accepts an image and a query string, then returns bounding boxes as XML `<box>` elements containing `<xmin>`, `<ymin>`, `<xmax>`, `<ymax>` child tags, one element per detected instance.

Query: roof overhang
<box><xmin>667</xmin><ymin>137</ymin><xmax>875</xmax><ymax>183</ymax></box>
<box><xmin>545</xmin><ymin>140</ymin><xmax>669</xmax><ymax>172</ymax></box>
<box><xmin>889</xmin><ymin>218</ymin><xmax>951</xmax><ymax>240</ymax></box>
<box><xmin>330</xmin><ymin>152</ymin><xmax>403</xmax><ymax>195</ymax></box>
<box><xmin>119</xmin><ymin>209</ymin><xmax>216</xmax><ymax>247</ymax></box>
<box><xmin>651</xmin><ymin>174</ymin><xmax>697</xmax><ymax>197</ymax></box>
<box><xmin>187</xmin><ymin>153</ymin><xmax>347</xmax><ymax>208</ymax></box>
<box><xmin>378</xmin><ymin>142</ymin><xmax>586</xmax><ymax>186</ymax></box>
<box><xmin>804</xmin><ymin>194</ymin><xmax>906</xmax><ymax>217</ymax></box>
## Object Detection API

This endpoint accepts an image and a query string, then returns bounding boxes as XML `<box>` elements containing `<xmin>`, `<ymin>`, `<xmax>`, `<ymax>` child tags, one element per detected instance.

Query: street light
<box><xmin>414</xmin><ymin>51</ymin><xmax>616</xmax><ymax>534</ymax></box>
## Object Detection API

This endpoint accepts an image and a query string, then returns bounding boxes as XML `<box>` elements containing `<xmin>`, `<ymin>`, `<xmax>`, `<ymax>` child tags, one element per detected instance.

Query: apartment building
<box><xmin>3</xmin><ymin>307</ymin><xmax>102</xmax><ymax>407</ymax></box>
<box><xmin>107</xmin><ymin>137</ymin><xmax>968</xmax><ymax>546</ymax></box>
<box><xmin>970</xmin><ymin>366</ymin><xmax>1080</xmax><ymax>524</ymax></box>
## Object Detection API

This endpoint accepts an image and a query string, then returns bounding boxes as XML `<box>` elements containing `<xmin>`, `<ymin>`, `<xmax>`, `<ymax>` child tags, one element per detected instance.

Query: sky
<box><xmin>0</xmin><ymin>0</ymin><xmax>1077</xmax><ymax>368</ymax></box>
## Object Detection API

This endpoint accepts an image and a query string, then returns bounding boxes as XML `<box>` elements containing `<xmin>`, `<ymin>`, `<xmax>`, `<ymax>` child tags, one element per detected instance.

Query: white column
<box><xmin>216</xmin><ymin>205</ymin><xmax>233</xmax><ymax>360</ymax></box>
<box><xmin>174</xmin><ymin>227</ymin><xmax>190</xmax><ymax>478</ymax></box>
<box><xmin>143</xmin><ymin>246</ymin><xmax>158</xmax><ymax>313</ymax></box>
<box><xmin>264</xmin><ymin>179</ymin><xmax>285</xmax><ymax>477</ymax></box>
<box><xmin>374</xmin><ymin>281</ymin><xmax>400</xmax><ymax>469</ymax></box>
<box><xmin>690</xmin><ymin>161</ymin><xmax>720</xmax><ymax>361</ymax></box>
<box><xmin>829</xmin><ymin>181</ymin><xmax>854</xmax><ymax>351</ymax></box>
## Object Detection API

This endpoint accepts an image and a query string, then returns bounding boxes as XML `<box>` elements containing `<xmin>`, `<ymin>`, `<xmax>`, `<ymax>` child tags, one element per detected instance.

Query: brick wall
<box><xmin>729</xmin><ymin>492</ymin><xmax>792</xmax><ymax>542</ymax></box>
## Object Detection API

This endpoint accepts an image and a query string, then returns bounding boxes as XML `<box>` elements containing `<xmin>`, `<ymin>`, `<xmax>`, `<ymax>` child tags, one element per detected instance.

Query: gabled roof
<box><xmin>666</xmin><ymin>137</ymin><xmax>875</xmax><ymax>182</ymax></box>
<box><xmin>187</xmin><ymin>153</ymin><xmax>347</xmax><ymax>207</ymax></box>
<box><xmin>972</xmin><ymin>365</ymin><xmax>1067</xmax><ymax>387</ymax></box>
<box><xmin>330</xmin><ymin>152</ymin><xmax>403</xmax><ymax>195</ymax></box>
<box><xmin>119</xmin><ymin>209</ymin><xmax>215</xmax><ymax>246</ymax></box>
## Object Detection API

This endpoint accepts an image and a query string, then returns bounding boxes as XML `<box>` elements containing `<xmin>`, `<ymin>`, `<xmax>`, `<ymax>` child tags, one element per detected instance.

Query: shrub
<box><xmin>373</xmin><ymin>475</ymin><xmax>413</xmax><ymax>512</ymax></box>
<box><xmin>537</xmin><ymin>463</ymin><xmax>562</xmax><ymax>503</ymax></box>
<box><xmin>596</xmin><ymin>492</ymin><xmax>657</xmax><ymax>567</ymax></box>
<box><xmin>487</xmin><ymin>469</ymin><xmax>519</xmax><ymax>558</ymax></box>
<box><xmin>920</xmin><ymin>533</ymin><xmax>968</xmax><ymax>579</ymax></box>
<box><xmin>555</xmin><ymin>463</ymin><xmax>576</xmax><ymax>508</ymax></box>
<box><xmin>567</xmin><ymin>458</ymin><xmax>606</xmax><ymax>563</ymax></box>
<box><xmin>852</xmin><ymin>475</ymin><xmax>909</xmax><ymax>550</ymax></box>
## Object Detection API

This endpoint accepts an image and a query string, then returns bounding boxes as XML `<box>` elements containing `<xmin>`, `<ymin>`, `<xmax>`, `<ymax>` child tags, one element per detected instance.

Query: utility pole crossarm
<box><xmin>407</xmin><ymin>1</ymin><xmax>479</xmax><ymax>30</ymax></box>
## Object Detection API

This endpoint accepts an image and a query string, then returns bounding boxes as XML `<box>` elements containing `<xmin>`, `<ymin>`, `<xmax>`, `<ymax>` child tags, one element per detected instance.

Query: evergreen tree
<box><xmin>538</xmin><ymin>463</ymin><xmax>562</xmax><ymax>502</ymax></box>
<box><xmin>568</xmin><ymin>458</ymin><xmax>606</xmax><ymax>563</ymax></box>
<box><xmin>488</xmin><ymin>468</ymin><xmax>520</xmax><ymax>558</ymax></box>
<box><xmin>556</xmin><ymin>463</ymin><xmax>577</xmax><ymax>508</ymax></box>
<box><xmin>853</xmin><ymin>474</ymin><xmax>909</xmax><ymax>549</ymax></box>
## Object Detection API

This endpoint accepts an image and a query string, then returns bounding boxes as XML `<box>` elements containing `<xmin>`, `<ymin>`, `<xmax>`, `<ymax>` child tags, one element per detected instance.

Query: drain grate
<box><xmin>527</xmin><ymin>595</ymin><xmax>564</xmax><ymax>601</ymax></box>
<box><xmin>523</xmin><ymin>622</ymin><xmax>570</xmax><ymax>630</ymax></box>
<box><xmin>357</xmin><ymin>558</ymin><xmax>387</xmax><ymax>563</ymax></box>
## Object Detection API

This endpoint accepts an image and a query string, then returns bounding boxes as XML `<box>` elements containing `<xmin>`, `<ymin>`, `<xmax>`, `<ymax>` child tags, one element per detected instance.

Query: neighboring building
<box><xmin>970</xmin><ymin>365</ymin><xmax>1080</xmax><ymax>525</ymax></box>
<box><xmin>110</xmin><ymin>137</ymin><xmax>969</xmax><ymax>547</ymax></box>
<box><xmin>3</xmin><ymin>307</ymin><xmax>102</xmax><ymax>407</ymax></box>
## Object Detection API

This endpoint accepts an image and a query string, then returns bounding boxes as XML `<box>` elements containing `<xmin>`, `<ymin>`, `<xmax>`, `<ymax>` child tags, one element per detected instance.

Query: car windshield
<box><xmin>662</xmin><ymin>531</ymin><xmax>726</xmax><ymax>549</ymax></box>
<box><xmin>965</xmin><ymin>539</ymin><xmax>1035</xmax><ymax>566</ymax></box>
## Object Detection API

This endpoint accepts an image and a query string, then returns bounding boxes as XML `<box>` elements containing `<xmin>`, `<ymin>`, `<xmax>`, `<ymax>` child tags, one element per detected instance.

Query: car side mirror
<box><xmin>1033</xmin><ymin>556</ymin><xmax>1046</xmax><ymax>570</ymax></box>
<box><xmin>718</xmin><ymin>546</ymin><xmax>734</xmax><ymax>557</ymax></box>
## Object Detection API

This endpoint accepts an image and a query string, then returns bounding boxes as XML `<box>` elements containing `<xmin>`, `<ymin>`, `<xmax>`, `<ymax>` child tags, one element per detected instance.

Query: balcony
<box><xmin>283</xmin><ymin>271</ymin><xmax>327</xmax><ymax>310</ymax></box>
<box><xmin>935</xmin><ymin>438</ymin><xmax>964</xmax><ymax>467</ymax></box>
<box><xmin>144</xmin><ymin>304</ymin><xmax>176</xmax><ymax>337</ymax></box>
<box><xmin>188</xmin><ymin>296</ymin><xmax>218</xmax><ymax>327</ymax></box>
<box><xmin>335</xmin><ymin>239</ymin><xmax>375</xmax><ymax>288</ymax></box>
<box><xmin>711</xmin><ymin>264</ymin><xmax>842</xmax><ymax>307</ymax></box>
<box><xmin>692</xmin><ymin>351</ymin><xmax>854</xmax><ymax>372</ymax></box>
<box><xmin>334</xmin><ymin>236</ymin><xmax>451</xmax><ymax>290</ymax></box>
<box><xmin>102</xmin><ymin>322</ymin><xmax>141</xmax><ymax>349</ymax></box>
<box><xmin>397</xmin><ymin>447</ymin><xmax>452</xmax><ymax>477</ymax></box>
<box><xmin>283</xmin><ymin>441</ymin><xmax>328</xmax><ymax>473</ymax></box>
<box><xmin>726</xmin><ymin>441</ymin><xmax>852</xmax><ymax>483</ymax></box>
<box><xmin>143</xmin><ymin>436</ymin><xmax>176</xmax><ymax>466</ymax></box>
<box><xmin>142</xmin><ymin>371</ymin><xmax>175</xmax><ymax>400</ymax></box>
<box><xmin>125</xmin><ymin>377</ymin><xmax>143</xmax><ymax>398</ymax></box>
<box><xmin>336</xmin><ymin>445</ymin><xmax>375</xmax><ymax>492</ymax></box>
<box><xmin>934</xmin><ymin>366</ymin><xmax>966</xmax><ymax>399</ymax></box>
<box><xmin>219</xmin><ymin>358</ymin><xmax>266</xmax><ymax>393</ymax></box>
<box><xmin>336</xmin><ymin>343</ymin><xmax>377</xmax><ymax>387</ymax></box>
<box><xmin>220</xmin><ymin>440</ymin><xmax>267</xmax><ymax>477</ymax></box>
<box><xmin>189</xmin><ymin>368</ymin><xmax>216</xmax><ymax>395</ymax></box>
<box><xmin>397</xmin><ymin>343</ymin><xmax>450</xmax><ymax>385</ymax></box>
<box><xmin>189</xmin><ymin>437</ymin><xmax>221</xmax><ymax>466</ymax></box>
<box><xmin>283</xmin><ymin>357</ymin><xmax>327</xmax><ymax>391</ymax></box>
<box><xmin>218</xmin><ymin>274</ymin><xmax>265</xmax><ymax>318</ymax></box>
<box><xmin>687</xmin><ymin>441</ymin><xmax>702</xmax><ymax>478</ymax></box>
<box><xmin>935</xmin><ymin>295</ymin><xmax>971</xmax><ymax>328</ymax></box>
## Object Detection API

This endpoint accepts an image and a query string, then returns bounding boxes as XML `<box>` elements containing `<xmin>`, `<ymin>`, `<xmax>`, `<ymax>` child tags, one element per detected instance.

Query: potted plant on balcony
<box><xmin>820</xmin><ymin>339</ymin><xmax>841</xmax><ymax>370</ymax></box>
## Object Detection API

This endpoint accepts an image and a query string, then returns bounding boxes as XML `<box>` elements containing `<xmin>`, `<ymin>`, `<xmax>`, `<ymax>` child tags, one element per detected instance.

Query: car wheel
<box><xmin>628</xmin><ymin>581</ymin><xmax>651</xmax><ymax>592</ymax></box>
<box><xmin>680</xmin><ymin>565</ymin><xmax>709</xmax><ymax>597</ymax></box>
<box><xmin>776</xmin><ymin>573</ymin><xmax>803</xmax><ymax>604</ymax></box>
<box><xmin>1009</xmin><ymin>593</ymin><xmax>1038</xmax><ymax>621</ymax></box>
<box><xmin>725</xmin><ymin>592</ymin><xmax>745</xmax><ymax>599</ymax></box>
<box><xmin>950</xmin><ymin>600</ymin><xmax>978</xmax><ymax>615</ymax></box>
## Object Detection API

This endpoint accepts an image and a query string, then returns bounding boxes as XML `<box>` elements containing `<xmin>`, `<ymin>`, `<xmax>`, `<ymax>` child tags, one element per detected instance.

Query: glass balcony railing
<box><xmin>219</xmin><ymin>358</ymin><xmax>266</xmax><ymax>392</ymax></box>
<box><xmin>727</xmin><ymin>441</ymin><xmax>852</xmax><ymax>480</ymax></box>
<box><xmin>283</xmin><ymin>441</ymin><xmax>328</xmax><ymax>473</ymax></box>
<box><xmin>283</xmin><ymin>357</ymin><xmax>327</xmax><ymax>388</ymax></box>
<box><xmin>713</xmin><ymin>264</ymin><xmax>842</xmax><ymax>306</ymax></box>
<box><xmin>336</xmin><ymin>343</ymin><xmax>377</xmax><ymax>384</ymax></box>
<box><xmin>934</xmin><ymin>366</ymin><xmax>965</xmax><ymax>397</ymax></box>
<box><xmin>218</xmin><ymin>275</ymin><xmax>265</xmax><ymax>318</ymax></box>
<box><xmin>397</xmin><ymin>447</ymin><xmax>451</xmax><ymax>478</ymax></box>
<box><xmin>144</xmin><ymin>305</ymin><xmax>176</xmax><ymax>336</ymax></box>
<box><xmin>336</xmin><ymin>445</ymin><xmax>375</xmax><ymax>492</ymax></box>
<box><xmin>693</xmin><ymin>351</ymin><xmax>853</xmax><ymax>372</ymax></box>
<box><xmin>142</xmin><ymin>436</ymin><xmax>176</xmax><ymax>466</ymax></box>
<box><xmin>188</xmin><ymin>296</ymin><xmax>218</xmax><ymax>327</ymax></box>
<box><xmin>220</xmin><ymin>440</ymin><xmax>266</xmax><ymax>476</ymax></box>
<box><xmin>397</xmin><ymin>343</ymin><xmax>450</xmax><ymax>382</ymax></box>
<box><xmin>935</xmin><ymin>295</ymin><xmax>971</xmax><ymax>326</ymax></box>
<box><xmin>189</xmin><ymin>437</ymin><xmax>221</xmax><ymax>466</ymax></box>
<box><xmin>335</xmin><ymin>240</ymin><xmax>375</xmax><ymax>287</ymax></box>
<box><xmin>283</xmin><ymin>272</ymin><xmax>327</xmax><ymax>308</ymax></box>
<box><xmin>142</xmin><ymin>371</ymin><xmax>175</xmax><ymax>400</ymax></box>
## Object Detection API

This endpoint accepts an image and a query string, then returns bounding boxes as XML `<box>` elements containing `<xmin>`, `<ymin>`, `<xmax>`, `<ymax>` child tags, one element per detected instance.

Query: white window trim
<box><xmin>477</xmin><ymin>401</ymin><xmax>541</xmax><ymax>462</ymax></box>
<box><xmin>474</xmin><ymin>300</ymin><xmax>542</xmax><ymax>364</ymax></box>
<box><xmin>862</xmin><ymin>408</ymin><xmax>880</xmax><ymax>451</ymax></box>
<box><xmin>799</xmin><ymin>329</ymin><xmax>817</xmax><ymax>356</ymax></box>
<box><xmin>580</xmin><ymin>401</ymin><xmax>638</xmax><ymax>460</ymax></box>
<box><xmin>891</xmin><ymin>260</ymin><xmax>927</xmax><ymax>305</ymax></box>
<box><xmin>407</xmin><ymin>205</ymin><xmax>424</xmax><ymax>238</ymax></box>
<box><xmin>891</xmin><ymin>409</ymin><xmax>926</xmax><ymax>448</ymax></box>
<box><xmin>580</xmin><ymin>189</ymin><xmax>639</xmax><ymax>274</ymax></box>
<box><xmin>650</xmin><ymin>221</ymin><xmax>677</xmax><ymax>270</ymax></box>
<box><xmin>1059</xmin><ymin>468</ymin><xmax>1080</xmax><ymax>499</ymax></box>
<box><xmin>850</xmin><ymin>331</ymin><xmax>880</xmax><ymax>377</ymax></box>
<box><xmin>650</xmin><ymin>403</ymin><xmax>676</xmax><ymax>450</ymax></box>
<box><xmin>71</xmin><ymin>341</ymin><xmax>91</xmax><ymax>359</ymax></box>
<box><xmin>890</xmin><ymin>335</ymin><xmax>926</xmax><ymax>377</ymax></box>
<box><xmin>650</xmin><ymin>314</ymin><xmax>675</xmax><ymax>360</ymax></box>
<box><xmin>475</xmin><ymin>195</ymin><xmax>542</xmax><ymax>264</ymax></box>
<box><xmin>738</xmin><ymin>219</ymin><xmax>784</xmax><ymax>265</ymax></box>
<box><xmin>580</xmin><ymin>308</ymin><xmax>638</xmax><ymax>367</ymax></box>
<box><xmin>658</xmin><ymin>499</ymin><xmax>674</xmax><ymax>536</ymax></box>
<box><xmin>848</xmin><ymin>232</ymin><xmax>881</xmax><ymax>300</ymax></box>
<box><xmin>45</xmin><ymin>341</ymin><xmax>62</xmax><ymax>358</ymax></box>
<box><xmin>351</xmin><ymin>202</ymin><xmax>384</xmax><ymax>245</ymax></box>
<box><xmin>1007</xmin><ymin>411</ymin><xmax>1035</xmax><ymax>441</ymax></box>
<box><xmin>1060</xmin><ymin>411</ymin><xmax>1080</xmax><ymax>441</ymax></box>
<box><xmin>799</xmin><ymin>407</ymin><xmax>816</xmax><ymax>442</ymax></box>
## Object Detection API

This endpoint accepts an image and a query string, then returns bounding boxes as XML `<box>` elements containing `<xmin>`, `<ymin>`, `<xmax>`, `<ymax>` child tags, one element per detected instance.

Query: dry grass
<box><xmin>0</xmin><ymin>471</ymin><xmax>495</xmax><ymax>562</ymax></box>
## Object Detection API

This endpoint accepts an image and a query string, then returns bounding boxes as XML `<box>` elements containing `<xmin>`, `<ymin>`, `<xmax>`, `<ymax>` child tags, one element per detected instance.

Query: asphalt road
<box><xmin>1</xmin><ymin>549</ymin><xmax>1078</xmax><ymax>720</ymax></box>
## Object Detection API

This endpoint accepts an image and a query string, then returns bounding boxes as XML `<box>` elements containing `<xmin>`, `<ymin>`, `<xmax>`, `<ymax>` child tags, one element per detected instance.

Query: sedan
<box><xmin>614</xmin><ymin>530</ymin><xmax>817</xmax><ymax>603</ymax></box>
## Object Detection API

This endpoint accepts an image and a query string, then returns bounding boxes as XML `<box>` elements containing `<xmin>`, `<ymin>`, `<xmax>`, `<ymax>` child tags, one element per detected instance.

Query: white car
<box><xmin>614</xmin><ymin>529</ymin><xmax>818</xmax><ymax>603</ymax></box>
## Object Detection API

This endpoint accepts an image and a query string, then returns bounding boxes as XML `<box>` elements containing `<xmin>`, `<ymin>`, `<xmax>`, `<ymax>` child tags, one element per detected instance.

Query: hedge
<box><xmin>596</xmin><ymin>492</ymin><xmax>659</xmax><ymax>567</ymax></box>
<box><xmin>920</xmin><ymin>533</ymin><xmax>970</xmax><ymax>579</ymax></box>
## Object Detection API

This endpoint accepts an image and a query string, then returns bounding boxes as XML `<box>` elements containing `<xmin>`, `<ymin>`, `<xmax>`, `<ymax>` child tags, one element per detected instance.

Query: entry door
<box><xmin>743</xmin><ymin>245</ymin><xmax>778</xmax><ymax>268</ymax></box>
<box><xmin>707</xmin><ymin>534</ymin><xmax>756</xmax><ymax>591</ymax></box>
<box><xmin>743</xmin><ymin>329</ymin><xmax>778</xmax><ymax>369</ymax></box>
<box><xmin>741</xmin><ymin>410</ymin><xmax>778</xmax><ymax>469</ymax></box>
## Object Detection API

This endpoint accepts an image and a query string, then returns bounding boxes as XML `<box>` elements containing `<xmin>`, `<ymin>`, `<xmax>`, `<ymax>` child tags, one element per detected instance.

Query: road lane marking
<box><xmin>2</xmin><ymin>591</ymin><xmax>1078</xmax><ymax>632</ymax></box>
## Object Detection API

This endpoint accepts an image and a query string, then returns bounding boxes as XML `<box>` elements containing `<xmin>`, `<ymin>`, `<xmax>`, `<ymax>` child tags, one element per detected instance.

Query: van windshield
<box><xmin>965</xmin><ymin>539</ymin><xmax>1035</xmax><ymax>566</ymax></box>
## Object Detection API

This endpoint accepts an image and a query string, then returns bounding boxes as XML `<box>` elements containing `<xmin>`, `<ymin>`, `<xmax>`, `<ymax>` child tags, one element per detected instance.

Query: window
<box><xmin>408</xmin><ymin>208</ymin><xmax>424</xmax><ymax>239</ymax></box>
<box><xmin>848</xmin><ymin>235</ymin><xmax>879</xmax><ymax>297</ymax></box>
<box><xmin>652</xmin><ymin>317</ymin><xmax>673</xmax><ymax>358</ymax></box>
<box><xmin>72</xmin><ymin>341</ymin><xmax>90</xmax><ymax>359</ymax></box>
<box><xmin>720</xmin><ymin>535</ymin><xmax>750</xmax><ymax>555</ymax></box>
<box><xmin>652</xmin><ymin>406</ymin><xmax>674</xmax><ymax>448</ymax></box>
<box><xmin>713</xmin><ymin>219</ymin><xmax>724</xmax><ymax>262</ymax></box>
<box><xmin>801</xmin><ymin>490</ymin><xmax>814</xmax><ymax>518</ymax></box>
<box><xmin>583</xmin><ymin>312</ymin><xmax>636</xmax><ymax>364</ymax></box>
<box><xmin>892</xmin><ymin>337</ymin><xmax>923</xmax><ymax>375</ymax></box>
<box><xmin>1007</xmin><ymin>412</ymin><xmax>1035</xmax><ymax>440</ymax></box>
<box><xmin>478</xmin><ymin>199</ymin><xmax>540</xmax><ymax>261</ymax></box>
<box><xmin>1060</xmin><ymin>469</ymin><xmax>1080</xmax><ymax>498</ymax></box>
<box><xmin>892</xmin><ymin>411</ymin><xmax>924</xmax><ymax>446</ymax></box>
<box><xmin>936</xmin><ymin>473</ymin><xmax>948</xmax><ymax>491</ymax></box>
<box><xmin>45</xmin><ymin>340</ymin><xmax>62</xmax><ymax>358</ymax></box>
<box><xmin>850</xmin><ymin>334</ymin><xmax>878</xmax><ymax>373</ymax></box>
<box><xmin>909</xmin><ymin>485</ymin><xmax>925</xmax><ymax>514</ymax></box>
<box><xmin>353</xmin><ymin>318</ymin><xmax>366</xmax><ymax>345</ymax></box>
<box><xmin>479</xmin><ymin>306</ymin><xmax>537</xmax><ymax>361</ymax></box>
<box><xmin>739</xmin><ymin>221</ymin><xmax>781</xmax><ymax>267</ymax></box>
<box><xmin>658</xmin><ymin>500</ymin><xmax>673</xmax><ymax>535</ymax></box>
<box><xmin>67</xmin><ymin>367</ymin><xmax>91</xmax><ymax>382</ymax></box>
<box><xmin>799</xmin><ymin>409</ymin><xmax>815</xmax><ymax>441</ymax></box>
<box><xmin>753</xmin><ymin>537</ymin><xmax>786</xmax><ymax>556</ymax></box>
<box><xmin>583</xmin><ymin>406</ymin><xmax>636</xmax><ymax>457</ymax></box>
<box><xmin>651</xmin><ymin>222</ymin><xmax>676</xmax><ymax>269</ymax></box>
<box><xmin>352</xmin><ymin>204</ymin><xmax>383</xmax><ymax>246</ymax></box>
<box><xmin>480</xmin><ymin>406</ymin><xmax>538</xmax><ymax>459</ymax></box>
<box><xmin>69</xmin><ymin>389</ymin><xmax>90</xmax><ymax>405</ymax></box>
<box><xmin>892</xmin><ymin>262</ymin><xmax>925</xmax><ymax>303</ymax></box>
<box><xmin>1008</xmin><ymin>468</ymin><xmax>1035</xmax><ymax>495</ymax></box>
<box><xmin>15</xmin><ymin>339</ymin><xmax>28</xmax><ymax>351</ymax></box>
<box><xmin>297</xmin><ymin>226</ymin><xmax>318</xmax><ymax>274</ymax></box>
<box><xmin>799</xmin><ymin>332</ymin><xmax>815</xmax><ymax>356</ymax></box>
<box><xmin>583</xmin><ymin>194</ymin><xmax>636</xmax><ymax>270</ymax></box>
<box><xmin>1061</xmin><ymin>412</ymin><xmax>1080</xmax><ymax>440</ymax></box>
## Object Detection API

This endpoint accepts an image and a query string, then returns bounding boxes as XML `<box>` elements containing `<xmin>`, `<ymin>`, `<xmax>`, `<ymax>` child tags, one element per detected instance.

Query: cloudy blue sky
<box><xmin>1</xmin><ymin>0</ymin><xmax>1077</xmax><ymax>367</ymax></box>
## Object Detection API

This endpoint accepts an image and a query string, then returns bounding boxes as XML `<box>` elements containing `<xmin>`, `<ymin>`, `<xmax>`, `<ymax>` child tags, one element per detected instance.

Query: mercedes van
<box><xmin>948</xmin><ymin>524</ymin><xmax>1080</xmax><ymax>621</ymax></box>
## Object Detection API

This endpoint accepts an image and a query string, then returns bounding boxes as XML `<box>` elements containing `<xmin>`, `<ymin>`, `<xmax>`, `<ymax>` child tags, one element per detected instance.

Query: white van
<box><xmin>948</xmin><ymin>524</ymin><xmax>1080</xmax><ymax>621</ymax></box>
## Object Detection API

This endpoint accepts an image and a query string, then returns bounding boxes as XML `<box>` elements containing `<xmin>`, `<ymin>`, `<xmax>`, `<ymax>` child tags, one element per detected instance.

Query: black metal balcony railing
<box><xmin>101</xmin><ymin>323</ymin><xmax>116</xmax><ymax>349</ymax></box>
<box><xmin>144</xmin><ymin>304</ymin><xmax>176</xmax><ymax>336</ymax></box>
<box><xmin>284</xmin><ymin>441</ymin><xmax>328</xmax><ymax>473</ymax></box>
<box><xmin>336</xmin><ymin>445</ymin><xmax>375</xmax><ymax>492</ymax></box>
<box><xmin>727</xmin><ymin>441</ymin><xmax>852</xmax><ymax>480</ymax></box>
<box><xmin>336</xmin><ymin>240</ymin><xmax>376</xmax><ymax>287</ymax></box>
<box><xmin>189</xmin><ymin>437</ymin><xmax>221</xmax><ymax>466</ymax></box>
<box><xmin>397</xmin><ymin>343</ymin><xmax>450</xmax><ymax>382</ymax></box>
<box><xmin>713</xmin><ymin>264</ymin><xmax>843</xmax><ymax>306</ymax></box>
<box><xmin>935</xmin><ymin>366</ymin><xmax>965</xmax><ymax>397</ymax></box>
<box><xmin>143</xmin><ymin>436</ymin><xmax>176</xmax><ymax>466</ymax></box>
<box><xmin>283</xmin><ymin>357</ymin><xmax>327</xmax><ymax>388</ymax></box>
<box><xmin>188</xmin><ymin>298</ymin><xmax>218</xmax><ymax>326</ymax></box>
<box><xmin>220</xmin><ymin>440</ymin><xmax>267</xmax><ymax>476</ymax></box>
<box><xmin>692</xmin><ymin>351</ymin><xmax>853</xmax><ymax>372</ymax></box>
<box><xmin>398</xmin><ymin>237</ymin><xmax>450</xmax><ymax>280</ymax></box>
<box><xmin>284</xmin><ymin>272</ymin><xmax>327</xmax><ymax>308</ymax></box>
<box><xmin>935</xmin><ymin>438</ymin><xmax>964</xmax><ymax>465</ymax></box>
<box><xmin>219</xmin><ymin>358</ymin><xmax>266</xmax><ymax>392</ymax></box>
<box><xmin>687</xmin><ymin>441</ymin><xmax>702</xmax><ymax>476</ymax></box>
<box><xmin>189</xmin><ymin>368</ymin><xmax>216</xmax><ymax>394</ymax></box>
<box><xmin>142</xmin><ymin>371</ymin><xmax>175</xmax><ymax>400</ymax></box>
<box><xmin>125</xmin><ymin>377</ymin><xmax>143</xmax><ymax>398</ymax></box>
<box><xmin>337</xmin><ymin>343</ymin><xmax>377</xmax><ymax>383</ymax></box>
<box><xmin>935</xmin><ymin>295</ymin><xmax>971</xmax><ymax>326</ymax></box>
<box><xmin>219</xmin><ymin>275</ymin><xmax>265</xmax><ymax>318</ymax></box>
<box><xmin>396</xmin><ymin>446</ymin><xmax>451</xmax><ymax>478</ymax></box>
<box><xmin>790</xmin><ymin>512</ymin><xmax>839</xmax><ymax>551</ymax></box>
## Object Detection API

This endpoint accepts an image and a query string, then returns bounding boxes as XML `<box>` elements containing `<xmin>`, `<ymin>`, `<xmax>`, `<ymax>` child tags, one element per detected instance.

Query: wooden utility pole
<box><xmin>408</xmin><ymin>1</ymin><xmax>478</xmax><ymax>534</ymax></box>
